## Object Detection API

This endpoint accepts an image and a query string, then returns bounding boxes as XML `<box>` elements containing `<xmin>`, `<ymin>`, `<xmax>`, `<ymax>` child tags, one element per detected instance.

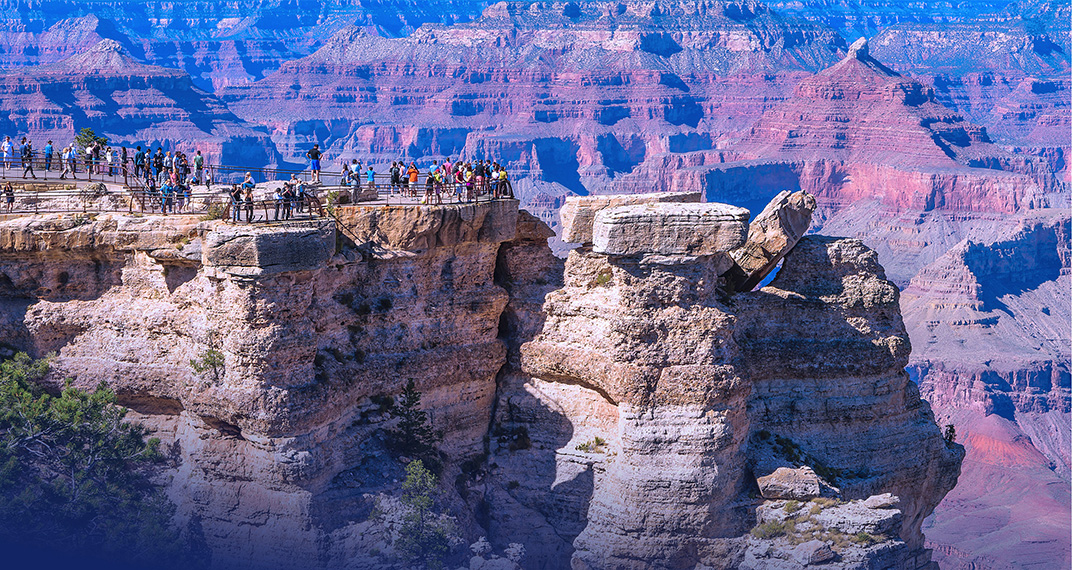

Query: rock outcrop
<box><xmin>485</xmin><ymin>193</ymin><xmax>961</xmax><ymax>569</ymax></box>
<box><xmin>0</xmin><ymin>193</ymin><xmax>964</xmax><ymax>570</ymax></box>
<box><xmin>0</xmin><ymin>202</ymin><xmax>519</xmax><ymax>569</ymax></box>
<box><xmin>726</xmin><ymin>189</ymin><xmax>817</xmax><ymax>292</ymax></box>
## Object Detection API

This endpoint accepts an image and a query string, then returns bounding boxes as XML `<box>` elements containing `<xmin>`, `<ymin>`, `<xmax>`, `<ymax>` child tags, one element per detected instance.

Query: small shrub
<box><xmin>809</xmin><ymin>504</ymin><xmax>822</xmax><ymax>516</ymax></box>
<box><xmin>783</xmin><ymin>500</ymin><xmax>801</xmax><ymax>514</ymax></box>
<box><xmin>507</xmin><ymin>480</ymin><xmax>520</xmax><ymax>490</ymax></box>
<box><xmin>190</xmin><ymin>348</ymin><xmax>225</xmax><ymax>383</ymax></box>
<box><xmin>750</xmin><ymin>520</ymin><xmax>794</xmax><ymax>539</ymax></box>
<box><xmin>593</xmin><ymin>269</ymin><xmax>612</xmax><ymax>286</ymax></box>
<box><xmin>575</xmin><ymin>436</ymin><xmax>608</xmax><ymax>453</ymax></box>
<box><xmin>851</xmin><ymin>532</ymin><xmax>875</xmax><ymax>544</ymax></box>
<box><xmin>943</xmin><ymin>424</ymin><xmax>956</xmax><ymax>443</ymax></box>
<box><xmin>200</xmin><ymin>202</ymin><xmax>227</xmax><ymax>221</ymax></box>
<box><xmin>811</xmin><ymin>497</ymin><xmax>839</xmax><ymax>508</ymax></box>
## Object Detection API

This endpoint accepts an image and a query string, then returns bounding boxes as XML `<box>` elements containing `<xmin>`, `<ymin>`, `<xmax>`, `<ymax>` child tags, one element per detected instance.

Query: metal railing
<box><xmin>0</xmin><ymin>156</ymin><xmax>516</xmax><ymax>219</ymax></box>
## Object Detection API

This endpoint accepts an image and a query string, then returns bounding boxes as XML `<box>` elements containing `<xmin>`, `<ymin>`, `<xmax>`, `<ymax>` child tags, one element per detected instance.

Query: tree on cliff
<box><xmin>371</xmin><ymin>459</ymin><xmax>457</xmax><ymax>569</ymax></box>
<box><xmin>74</xmin><ymin>127</ymin><xmax>108</xmax><ymax>154</ymax></box>
<box><xmin>0</xmin><ymin>353</ymin><xmax>204</xmax><ymax>568</ymax></box>
<box><xmin>387</xmin><ymin>379</ymin><xmax>443</xmax><ymax>472</ymax></box>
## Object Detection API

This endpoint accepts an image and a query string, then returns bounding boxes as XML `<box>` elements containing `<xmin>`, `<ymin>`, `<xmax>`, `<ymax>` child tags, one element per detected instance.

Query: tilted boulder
<box><xmin>559</xmin><ymin>191</ymin><xmax>700</xmax><ymax>244</ymax></box>
<box><xmin>591</xmin><ymin>202</ymin><xmax>749</xmax><ymax>257</ymax></box>
<box><xmin>726</xmin><ymin>190</ymin><xmax>817</xmax><ymax>292</ymax></box>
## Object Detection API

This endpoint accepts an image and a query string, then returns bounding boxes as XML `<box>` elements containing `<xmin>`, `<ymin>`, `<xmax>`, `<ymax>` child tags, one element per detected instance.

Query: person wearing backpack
<box><xmin>133</xmin><ymin>146</ymin><xmax>145</xmax><ymax>178</ymax></box>
<box><xmin>21</xmin><ymin>140</ymin><xmax>36</xmax><ymax>179</ymax></box>
<box><xmin>390</xmin><ymin>161</ymin><xmax>402</xmax><ymax>196</ymax></box>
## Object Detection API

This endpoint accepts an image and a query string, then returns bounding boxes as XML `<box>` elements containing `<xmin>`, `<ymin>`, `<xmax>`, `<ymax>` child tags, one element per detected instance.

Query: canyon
<box><xmin>0</xmin><ymin>1</ymin><xmax>1067</xmax><ymax>568</ymax></box>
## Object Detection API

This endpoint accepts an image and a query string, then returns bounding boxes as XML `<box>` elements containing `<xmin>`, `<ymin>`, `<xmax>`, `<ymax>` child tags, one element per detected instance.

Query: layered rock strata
<box><xmin>0</xmin><ymin>39</ymin><xmax>281</xmax><ymax>166</ymax></box>
<box><xmin>0</xmin><ymin>193</ymin><xmax>963</xmax><ymax>569</ymax></box>
<box><xmin>0</xmin><ymin>202</ymin><xmax>518</xmax><ymax>569</ymax></box>
<box><xmin>485</xmin><ymin>195</ymin><xmax>962</xmax><ymax>569</ymax></box>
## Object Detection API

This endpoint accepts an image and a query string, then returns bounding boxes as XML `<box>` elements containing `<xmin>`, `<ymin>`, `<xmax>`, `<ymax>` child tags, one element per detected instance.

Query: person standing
<box><xmin>43</xmin><ymin>140</ymin><xmax>54</xmax><ymax>172</ymax></box>
<box><xmin>407</xmin><ymin>162</ymin><xmax>419</xmax><ymax>198</ymax></box>
<box><xmin>59</xmin><ymin>146</ymin><xmax>70</xmax><ymax>179</ymax></box>
<box><xmin>152</xmin><ymin>147</ymin><xmax>164</xmax><ymax>180</ymax></box>
<box><xmin>133</xmin><ymin>146</ymin><xmax>145</xmax><ymax>177</ymax></box>
<box><xmin>389</xmin><ymin>161</ymin><xmax>401</xmax><ymax>196</ymax></box>
<box><xmin>1</xmin><ymin>136</ymin><xmax>12</xmax><ymax>168</ymax></box>
<box><xmin>306</xmin><ymin>144</ymin><xmax>323</xmax><ymax>184</ymax></box>
<box><xmin>243</xmin><ymin>186</ymin><xmax>255</xmax><ymax>223</ymax></box>
<box><xmin>21</xmin><ymin>140</ymin><xmax>36</xmax><ymax>179</ymax></box>
<box><xmin>193</xmin><ymin>150</ymin><xmax>204</xmax><ymax>186</ymax></box>
<box><xmin>162</xmin><ymin>151</ymin><xmax>173</xmax><ymax>182</ymax></box>
<box><xmin>3</xmin><ymin>182</ymin><xmax>14</xmax><ymax>212</ymax></box>
<box><xmin>230</xmin><ymin>184</ymin><xmax>243</xmax><ymax>222</ymax></box>
<box><xmin>366</xmin><ymin>165</ymin><xmax>375</xmax><ymax>196</ymax></box>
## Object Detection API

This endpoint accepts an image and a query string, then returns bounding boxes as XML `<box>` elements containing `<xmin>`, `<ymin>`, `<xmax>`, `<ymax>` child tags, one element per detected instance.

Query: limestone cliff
<box><xmin>0</xmin><ymin>194</ymin><xmax>961</xmax><ymax>569</ymax></box>
<box><xmin>487</xmin><ymin>196</ymin><xmax>961</xmax><ymax>569</ymax></box>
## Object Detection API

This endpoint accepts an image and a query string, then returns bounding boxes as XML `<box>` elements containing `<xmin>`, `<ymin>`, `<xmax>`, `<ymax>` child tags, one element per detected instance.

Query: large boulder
<box><xmin>559</xmin><ymin>191</ymin><xmax>700</xmax><ymax>244</ymax></box>
<box><xmin>726</xmin><ymin>190</ymin><xmax>816</xmax><ymax>292</ymax></box>
<box><xmin>591</xmin><ymin>202</ymin><xmax>749</xmax><ymax>256</ymax></box>
<box><xmin>756</xmin><ymin>466</ymin><xmax>822</xmax><ymax>500</ymax></box>
<box><xmin>203</xmin><ymin>220</ymin><xmax>335</xmax><ymax>277</ymax></box>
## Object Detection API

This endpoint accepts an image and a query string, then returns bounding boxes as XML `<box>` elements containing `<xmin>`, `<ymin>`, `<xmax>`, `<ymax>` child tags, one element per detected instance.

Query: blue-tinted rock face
<box><xmin>0</xmin><ymin>39</ymin><xmax>282</xmax><ymax>165</ymax></box>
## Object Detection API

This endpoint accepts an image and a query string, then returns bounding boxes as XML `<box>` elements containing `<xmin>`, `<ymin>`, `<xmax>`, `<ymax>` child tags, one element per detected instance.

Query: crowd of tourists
<box><xmin>335</xmin><ymin>155</ymin><xmax>514</xmax><ymax>205</ymax></box>
<box><xmin>228</xmin><ymin>173</ymin><xmax>309</xmax><ymax>223</ymax></box>
<box><xmin>2</xmin><ymin>135</ymin><xmax>516</xmax><ymax>219</ymax></box>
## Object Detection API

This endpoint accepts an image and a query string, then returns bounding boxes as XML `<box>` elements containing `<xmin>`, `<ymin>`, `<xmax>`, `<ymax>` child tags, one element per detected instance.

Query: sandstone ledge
<box><xmin>592</xmin><ymin>202</ymin><xmax>749</xmax><ymax>256</ymax></box>
<box><xmin>559</xmin><ymin>191</ymin><xmax>701</xmax><ymax>244</ymax></box>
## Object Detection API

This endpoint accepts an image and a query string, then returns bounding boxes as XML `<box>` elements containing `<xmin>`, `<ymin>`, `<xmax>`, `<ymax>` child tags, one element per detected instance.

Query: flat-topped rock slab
<box><xmin>560</xmin><ymin>192</ymin><xmax>701</xmax><ymax>244</ymax></box>
<box><xmin>592</xmin><ymin>202</ymin><xmax>749</xmax><ymax>256</ymax></box>
<box><xmin>203</xmin><ymin>219</ymin><xmax>335</xmax><ymax>277</ymax></box>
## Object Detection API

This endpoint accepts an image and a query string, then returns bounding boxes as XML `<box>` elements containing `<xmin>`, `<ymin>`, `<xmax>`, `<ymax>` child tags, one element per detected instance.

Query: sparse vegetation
<box><xmin>592</xmin><ymin>268</ymin><xmax>613</xmax><ymax>287</ymax></box>
<box><xmin>751</xmin><ymin>519</ymin><xmax>795</xmax><ymax>539</ymax></box>
<box><xmin>74</xmin><ymin>127</ymin><xmax>108</xmax><ymax>154</ymax></box>
<box><xmin>200</xmin><ymin>202</ymin><xmax>227</xmax><ymax>221</ymax></box>
<box><xmin>394</xmin><ymin>460</ymin><xmax>454</xmax><ymax>569</ymax></box>
<box><xmin>810</xmin><ymin>497</ymin><xmax>839</xmax><ymax>508</ymax></box>
<box><xmin>0</xmin><ymin>352</ymin><xmax>203</xmax><ymax>567</ymax></box>
<box><xmin>943</xmin><ymin>424</ymin><xmax>956</xmax><ymax>444</ymax></box>
<box><xmin>575</xmin><ymin>436</ymin><xmax>608</xmax><ymax>453</ymax></box>
<box><xmin>494</xmin><ymin>424</ymin><xmax>532</xmax><ymax>452</ymax></box>
<box><xmin>783</xmin><ymin>500</ymin><xmax>802</xmax><ymax>514</ymax></box>
<box><xmin>190</xmin><ymin>348</ymin><xmax>225</xmax><ymax>383</ymax></box>
<box><xmin>386</xmin><ymin>380</ymin><xmax>443</xmax><ymax>472</ymax></box>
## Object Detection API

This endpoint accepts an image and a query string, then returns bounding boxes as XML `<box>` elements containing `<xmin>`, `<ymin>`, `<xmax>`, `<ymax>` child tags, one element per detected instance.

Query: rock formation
<box><xmin>0</xmin><ymin>2</ymin><xmax>489</xmax><ymax>90</ymax></box>
<box><xmin>898</xmin><ymin>213</ymin><xmax>1071</xmax><ymax>569</ymax></box>
<box><xmin>218</xmin><ymin>0</ymin><xmax>847</xmax><ymax>200</ymax></box>
<box><xmin>486</xmin><ymin>194</ymin><xmax>960</xmax><ymax>569</ymax></box>
<box><xmin>0</xmin><ymin>193</ymin><xmax>962</xmax><ymax>569</ymax></box>
<box><xmin>0</xmin><ymin>39</ymin><xmax>281</xmax><ymax>166</ymax></box>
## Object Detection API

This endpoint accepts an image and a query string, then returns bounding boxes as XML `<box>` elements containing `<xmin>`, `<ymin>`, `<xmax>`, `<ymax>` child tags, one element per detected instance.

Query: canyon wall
<box><xmin>0</xmin><ymin>196</ymin><xmax>962</xmax><ymax>569</ymax></box>
<box><xmin>0</xmin><ymin>39</ymin><xmax>281</xmax><ymax>166</ymax></box>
